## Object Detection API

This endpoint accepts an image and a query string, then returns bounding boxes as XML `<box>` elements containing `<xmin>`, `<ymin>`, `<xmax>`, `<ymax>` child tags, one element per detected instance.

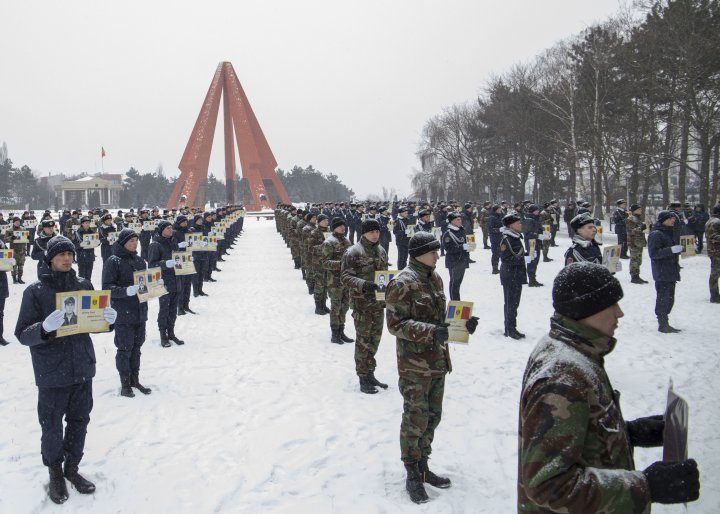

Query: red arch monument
<box><xmin>166</xmin><ymin>62</ymin><xmax>290</xmax><ymax>210</ymax></box>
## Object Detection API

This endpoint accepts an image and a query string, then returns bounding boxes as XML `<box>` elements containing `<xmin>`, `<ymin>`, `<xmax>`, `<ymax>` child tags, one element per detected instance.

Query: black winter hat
<box><xmin>117</xmin><ymin>228</ymin><xmax>139</xmax><ymax>247</ymax></box>
<box><xmin>80</xmin><ymin>216</ymin><xmax>91</xmax><ymax>223</ymax></box>
<box><xmin>361</xmin><ymin>219</ymin><xmax>380</xmax><ymax>234</ymax></box>
<box><xmin>398</xmin><ymin>206</ymin><xmax>409</xmax><ymax>214</ymax></box>
<box><xmin>491</xmin><ymin>204</ymin><xmax>502</xmax><ymax>213</ymax></box>
<box><xmin>317</xmin><ymin>214</ymin><xmax>329</xmax><ymax>223</ymax></box>
<box><xmin>409</xmin><ymin>232</ymin><xmax>441</xmax><ymax>258</ymax></box>
<box><xmin>101</xmin><ymin>213</ymin><xmax>113</xmax><ymax>222</ymax></box>
<box><xmin>570</xmin><ymin>213</ymin><xmax>595</xmax><ymax>231</ymax></box>
<box><xmin>630</xmin><ymin>204</ymin><xmax>642</xmax><ymax>212</ymax></box>
<box><xmin>45</xmin><ymin>235</ymin><xmax>76</xmax><ymax>264</ymax></box>
<box><xmin>464</xmin><ymin>203</ymin><xmax>472</xmax><ymax>210</ymax></box>
<box><xmin>331</xmin><ymin>217</ymin><xmax>346</xmax><ymax>230</ymax></box>
<box><xmin>418</xmin><ymin>208</ymin><xmax>431</xmax><ymax>217</ymax></box>
<box><xmin>305</xmin><ymin>212</ymin><xmax>316</xmax><ymax>222</ymax></box>
<box><xmin>527</xmin><ymin>204</ymin><xmax>540</xmax><ymax>214</ymax></box>
<box><xmin>175</xmin><ymin>215</ymin><xmax>188</xmax><ymax>225</ymax></box>
<box><xmin>41</xmin><ymin>219</ymin><xmax>56</xmax><ymax>228</ymax></box>
<box><xmin>656</xmin><ymin>210</ymin><xmax>675</xmax><ymax>224</ymax></box>
<box><xmin>448</xmin><ymin>212</ymin><xmax>461</xmax><ymax>222</ymax></box>
<box><xmin>156</xmin><ymin>220</ymin><xmax>172</xmax><ymax>234</ymax></box>
<box><xmin>552</xmin><ymin>262</ymin><xmax>624</xmax><ymax>320</ymax></box>
<box><xmin>713</xmin><ymin>204</ymin><xmax>720</xmax><ymax>216</ymax></box>
<box><xmin>502</xmin><ymin>213</ymin><xmax>521</xmax><ymax>226</ymax></box>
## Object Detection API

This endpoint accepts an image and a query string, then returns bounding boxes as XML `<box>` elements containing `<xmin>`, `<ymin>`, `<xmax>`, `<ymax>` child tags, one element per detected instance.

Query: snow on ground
<box><xmin>0</xmin><ymin>218</ymin><xmax>718</xmax><ymax>513</ymax></box>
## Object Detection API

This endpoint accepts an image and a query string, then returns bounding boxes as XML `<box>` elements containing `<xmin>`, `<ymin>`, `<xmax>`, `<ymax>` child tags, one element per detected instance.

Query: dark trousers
<box><xmin>380</xmin><ymin>234</ymin><xmax>391</xmax><ymax>255</ymax></box>
<box><xmin>0</xmin><ymin>297</ymin><xmax>5</xmax><ymax>339</ymax></box>
<box><xmin>348</xmin><ymin>225</ymin><xmax>356</xmax><ymax>244</ymax></box>
<box><xmin>490</xmin><ymin>241</ymin><xmax>500</xmax><ymax>270</ymax></box>
<box><xmin>617</xmin><ymin>230</ymin><xmax>628</xmax><ymax>256</ymax></box>
<box><xmin>37</xmin><ymin>381</ymin><xmax>93</xmax><ymax>467</ymax></box>
<box><xmin>397</xmin><ymin>243</ymin><xmax>408</xmax><ymax>270</ymax></box>
<box><xmin>503</xmin><ymin>282</ymin><xmax>522</xmax><ymax>332</ymax></box>
<box><xmin>158</xmin><ymin>291</ymin><xmax>178</xmax><ymax>330</ymax></box>
<box><xmin>177</xmin><ymin>275</ymin><xmax>192</xmax><ymax>308</ymax></box>
<box><xmin>78</xmin><ymin>262</ymin><xmax>93</xmax><ymax>281</ymax></box>
<box><xmin>114</xmin><ymin>323</ymin><xmax>145</xmax><ymax>375</ymax></box>
<box><xmin>694</xmin><ymin>230</ymin><xmax>705</xmax><ymax>253</ymax></box>
<box><xmin>654</xmin><ymin>281</ymin><xmax>676</xmax><ymax>322</ymax></box>
<box><xmin>193</xmin><ymin>259</ymin><xmax>208</xmax><ymax>294</ymax></box>
<box><xmin>524</xmin><ymin>239</ymin><xmax>540</xmax><ymax>278</ymax></box>
<box><xmin>448</xmin><ymin>263</ymin><xmax>466</xmax><ymax>301</ymax></box>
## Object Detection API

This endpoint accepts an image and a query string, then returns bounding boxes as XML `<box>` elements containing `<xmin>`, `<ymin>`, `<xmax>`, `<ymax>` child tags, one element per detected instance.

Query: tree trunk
<box><xmin>678</xmin><ymin>113</ymin><xmax>689</xmax><ymax>202</ymax></box>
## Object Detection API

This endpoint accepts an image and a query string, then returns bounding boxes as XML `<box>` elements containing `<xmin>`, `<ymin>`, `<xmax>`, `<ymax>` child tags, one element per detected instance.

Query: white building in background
<box><xmin>59</xmin><ymin>175</ymin><xmax>123</xmax><ymax>209</ymax></box>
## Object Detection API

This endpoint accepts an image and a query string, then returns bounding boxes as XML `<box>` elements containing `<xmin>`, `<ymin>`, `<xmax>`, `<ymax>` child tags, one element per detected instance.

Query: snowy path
<box><xmin>0</xmin><ymin>218</ymin><xmax>718</xmax><ymax>513</ymax></box>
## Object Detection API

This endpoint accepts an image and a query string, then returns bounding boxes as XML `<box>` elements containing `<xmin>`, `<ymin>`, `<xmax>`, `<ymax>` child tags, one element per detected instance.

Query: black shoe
<box><xmin>330</xmin><ymin>326</ymin><xmax>343</xmax><ymax>344</ymax></box>
<box><xmin>307</xmin><ymin>284</ymin><xmax>314</xmax><ymax>295</ymax></box>
<box><xmin>468</xmin><ymin>258</ymin><xmax>477</xmax><ymax>263</ymax></box>
<box><xmin>217</xmin><ymin>257</ymin><xmax>226</xmax><ymax>262</ymax></box>
<box><xmin>658</xmin><ymin>323</ymin><xmax>681</xmax><ymax>333</ymax></box>
<box><xmin>528</xmin><ymin>278</ymin><xmax>543</xmax><ymax>287</ymax></box>
<box><xmin>711</xmin><ymin>294</ymin><xmax>720</xmax><ymax>304</ymax></box>
<box><xmin>17</xmin><ymin>279</ymin><xmax>25</xmax><ymax>284</ymax></box>
<box><xmin>322</xmin><ymin>299</ymin><xmax>331</xmax><ymax>314</ymax></box>
<box><xmin>505</xmin><ymin>329</ymin><xmax>525</xmax><ymax>340</ymax></box>
<box><xmin>620</xmin><ymin>255</ymin><xmax>630</xmax><ymax>259</ymax></box>
<box><xmin>214</xmin><ymin>267</ymin><xmax>222</xmax><ymax>272</ymax></box>
<box><xmin>199</xmin><ymin>291</ymin><xmax>209</xmax><ymax>297</ymax></box>
<box><xmin>120</xmin><ymin>375</ymin><xmax>135</xmax><ymax>397</ymax></box>
<box><xmin>63</xmin><ymin>461</ymin><xmax>96</xmax><ymax>494</ymax></box>
<box><xmin>419</xmin><ymin>458</ymin><xmax>451</xmax><ymax>488</ymax></box>
<box><xmin>543</xmin><ymin>257</ymin><xmax>553</xmax><ymax>262</ymax></box>
<box><xmin>404</xmin><ymin>462</ymin><xmax>430</xmax><ymax>504</ymax></box>
<box><xmin>483</xmin><ymin>245</ymin><xmax>491</xmax><ymax>250</ymax></box>
<box><xmin>177</xmin><ymin>307</ymin><xmax>187</xmax><ymax>316</ymax></box>
<box><xmin>160</xmin><ymin>329</ymin><xmax>171</xmax><ymax>348</ymax></box>
<box><xmin>630</xmin><ymin>276</ymin><xmax>645</xmax><ymax>284</ymax></box>
<box><xmin>168</xmin><ymin>329</ymin><xmax>185</xmax><ymax>345</ymax></box>
<box><xmin>491</xmin><ymin>268</ymin><xmax>500</xmax><ymax>275</ymax></box>
<box><xmin>48</xmin><ymin>466</ymin><xmax>69</xmax><ymax>504</ymax></box>
<box><xmin>130</xmin><ymin>372</ymin><xmax>152</xmax><ymax>395</ymax></box>
<box><xmin>639</xmin><ymin>277</ymin><xmax>649</xmax><ymax>284</ymax></box>
<box><xmin>368</xmin><ymin>370</ymin><xmax>388</xmax><ymax>389</ymax></box>
<box><xmin>359</xmin><ymin>375</ymin><xmax>378</xmax><ymax>394</ymax></box>
<box><xmin>314</xmin><ymin>299</ymin><xmax>327</xmax><ymax>315</ymax></box>
<box><xmin>338</xmin><ymin>324</ymin><xmax>355</xmax><ymax>343</ymax></box>
<box><xmin>207</xmin><ymin>277</ymin><xmax>217</xmax><ymax>283</ymax></box>
<box><xmin>193</xmin><ymin>293</ymin><xmax>200</xmax><ymax>297</ymax></box>
<box><xmin>0</xmin><ymin>337</ymin><xmax>9</xmax><ymax>346</ymax></box>
<box><xmin>184</xmin><ymin>304</ymin><xmax>197</xmax><ymax>314</ymax></box>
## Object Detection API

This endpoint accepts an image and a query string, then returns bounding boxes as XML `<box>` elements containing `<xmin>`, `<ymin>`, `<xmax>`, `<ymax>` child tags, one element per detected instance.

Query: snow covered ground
<box><xmin>0</xmin><ymin>218</ymin><xmax>718</xmax><ymax>513</ymax></box>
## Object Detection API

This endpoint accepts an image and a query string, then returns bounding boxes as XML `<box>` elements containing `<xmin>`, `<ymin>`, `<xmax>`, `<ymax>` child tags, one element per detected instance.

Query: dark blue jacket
<box><xmin>99</xmin><ymin>224</ymin><xmax>116</xmax><ymax>261</ymax></box>
<box><xmin>488</xmin><ymin>213</ymin><xmax>504</xmax><ymax>246</ymax></box>
<box><xmin>443</xmin><ymin>225</ymin><xmax>469</xmax><ymax>269</ymax></box>
<box><xmin>461</xmin><ymin>210</ymin><xmax>475</xmax><ymax>234</ymax></box>
<box><xmin>15</xmin><ymin>268</ymin><xmax>108</xmax><ymax>388</ymax></box>
<box><xmin>394</xmin><ymin>216</ymin><xmax>410</xmax><ymax>247</ymax></box>
<box><xmin>102</xmin><ymin>244</ymin><xmax>148</xmax><ymax>325</ymax></box>
<box><xmin>148</xmin><ymin>233</ymin><xmax>177</xmax><ymax>293</ymax></box>
<box><xmin>648</xmin><ymin>223</ymin><xmax>680</xmax><ymax>282</ymax></box>
<box><xmin>499</xmin><ymin>229</ymin><xmax>528</xmax><ymax>286</ymax></box>
<box><xmin>693</xmin><ymin>207</ymin><xmax>709</xmax><ymax>233</ymax></box>
<box><xmin>74</xmin><ymin>228</ymin><xmax>97</xmax><ymax>264</ymax></box>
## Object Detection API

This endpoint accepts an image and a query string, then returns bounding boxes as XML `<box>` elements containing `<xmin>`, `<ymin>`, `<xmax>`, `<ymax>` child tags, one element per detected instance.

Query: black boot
<box><xmin>338</xmin><ymin>324</ymin><xmax>355</xmax><ymax>343</ymax></box>
<box><xmin>630</xmin><ymin>275</ymin><xmax>645</xmax><ymax>284</ymax></box>
<box><xmin>419</xmin><ymin>458</ymin><xmax>452</xmax><ymax>488</ymax></box>
<box><xmin>301</xmin><ymin>268</ymin><xmax>306</xmax><ymax>280</ymax></box>
<box><xmin>307</xmin><ymin>283</ymin><xmax>314</xmax><ymax>295</ymax></box>
<box><xmin>130</xmin><ymin>372</ymin><xmax>152</xmax><ymax>394</ymax></box>
<box><xmin>368</xmin><ymin>370</ymin><xmax>388</xmax><ymax>389</ymax></box>
<box><xmin>322</xmin><ymin>298</ymin><xmax>331</xmax><ymax>314</ymax></box>
<box><xmin>330</xmin><ymin>326</ymin><xmax>343</xmax><ymax>344</ymax></box>
<box><xmin>658</xmin><ymin>319</ymin><xmax>681</xmax><ymax>333</ymax></box>
<box><xmin>504</xmin><ymin>329</ymin><xmax>525</xmax><ymax>340</ymax></box>
<box><xmin>48</xmin><ymin>466</ymin><xmax>69</xmax><ymax>504</ymax></box>
<box><xmin>315</xmin><ymin>299</ymin><xmax>327</xmax><ymax>315</ymax></box>
<box><xmin>359</xmin><ymin>375</ymin><xmax>378</xmax><ymax>394</ymax></box>
<box><xmin>543</xmin><ymin>256</ymin><xmax>553</xmax><ymax>262</ymax></box>
<box><xmin>491</xmin><ymin>267</ymin><xmax>500</xmax><ymax>275</ymax></box>
<box><xmin>17</xmin><ymin>270</ymin><xmax>25</xmax><ymax>284</ymax></box>
<box><xmin>177</xmin><ymin>305</ymin><xmax>187</xmax><ymax>316</ymax></box>
<box><xmin>63</xmin><ymin>461</ymin><xmax>96</xmax><ymax>494</ymax></box>
<box><xmin>528</xmin><ymin>277</ymin><xmax>543</xmax><ymax>287</ymax></box>
<box><xmin>404</xmin><ymin>462</ymin><xmax>430</xmax><ymax>504</ymax></box>
<box><xmin>0</xmin><ymin>336</ymin><xmax>9</xmax><ymax>346</ymax></box>
<box><xmin>168</xmin><ymin>328</ymin><xmax>185</xmax><ymax>345</ymax></box>
<box><xmin>711</xmin><ymin>293</ymin><xmax>720</xmax><ymax>304</ymax></box>
<box><xmin>11</xmin><ymin>273</ymin><xmax>17</xmax><ymax>284</ymax></box>
<box><xmin>294</xmin><ymin>259</ymin><xmax>301</xmax><ymax>269</ymax></box>
<box><xmin>120</xmin><ymin>375</ymin><xmax>135</xmax><ymax>397</ymax></box>
<box><xmin>184</xmin><ymin>303</ymin><xmax>197</xmax><ymax>314</ymax></box>
<box><xmin>160</xmin><ymin>329</ymin><xmax>171</xmax><ymax>348</ymax></box>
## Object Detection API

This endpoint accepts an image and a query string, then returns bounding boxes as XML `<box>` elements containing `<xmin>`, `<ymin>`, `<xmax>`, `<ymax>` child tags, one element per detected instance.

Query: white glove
<box><xmin>103</xmin><ymin>307</ymin><xmax>117</xmax><ymax>324</ymax></box>
<box><xmin>42</xmin><ymin>310</ymin><xmax>65</xmax><ymax>333</ymax></box>
<box><xmin>537</xmin><ymin>234</ymin><xmax>545</xmax><ymax>240</ymax></box>
<box><xmin>200</xmin><ymin>240</ymin><xmax>209</xmax><ymax>247</ymax></box>
<box><xmin>684</xmin><ymin>219</ymin><xmax>689</xmax><ymax>224</ymax></box>
<box><xmin>671</xmin><ymin>245</ymin><xmax>683</xmax><ymax>254</ymax></box>
<box><xmin>158</xmin><ymin>278</ymin><xmax>164</xmax><ymax>285</ymax></box>
<box><xmin>126</xmin><ymin>285</ymin><xmax>137</xmax><ymax>296</ymax></box>
<box><xmin>178</xmin><ymin>241</ymin><xmax>189</xmax><ymax>248</ymax></box>
<box><xmin>462</xmin><ymin>243</ymin><xmax>469</xmax><ymax>251</ymax></box>
<box><xmin>524</xmin><ymin>256</ymin><xmax>533</xmax><ymax>264</ymax></box>
<box><xmin>165</xmin><ymin>259</ymin><xmax>175</xmax><ymax>268</ymax></box>
<box><xmin>189</xmin><ymin>256</ymin><xmax>194</xmax><ymax>262</ymax></box>
<box><xmin>9</xmin><ymin>258</ymin><xmax>16</xmax><ymax>266</ymax></box>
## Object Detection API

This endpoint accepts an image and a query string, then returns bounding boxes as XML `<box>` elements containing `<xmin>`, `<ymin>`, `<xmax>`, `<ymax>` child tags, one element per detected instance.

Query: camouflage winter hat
<box><xmin>552</xmin><ymin>262</ymin><xmax>623</xmax><ymax>320</ymax></box>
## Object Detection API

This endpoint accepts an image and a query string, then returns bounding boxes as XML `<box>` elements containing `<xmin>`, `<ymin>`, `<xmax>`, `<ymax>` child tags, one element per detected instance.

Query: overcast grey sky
<box><xmin>1</xmin><ymin>0</ymin><xmax>624</xmax><ymax>198</ymax></box>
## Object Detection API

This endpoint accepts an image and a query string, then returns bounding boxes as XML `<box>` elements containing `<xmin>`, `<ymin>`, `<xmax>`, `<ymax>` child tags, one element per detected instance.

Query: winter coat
<box><xmin>15</xmin><ymin>268</ymin><xmax>108</xmax><ymax>388</ymax></box>
<box><xmin>488</xmin><ymin>212</ymin><xmax>504</xmax><ymax>246</ymax></box>
<box><xmin>385</xmin><ymin>258</ymin><xmax>451</xmax><ymax>378</ymax></box>
<box><xmin>102</xmin><ymin>244</ymin><xmax>148</xmax><ymax>325</ymax></box>
<box><xmin>564</xmin><ymin>236</ymin><xmax>602</xmax><ymax>266</ymax></box>
<box><xmin>307</xmin><ymin>225</ymin><xmax>328</xmax><ymax>272</ymax></box>
<box><xmin>626</xmin><ymin>215</ymin><xmax>647</xmax><ymax>249</ymax></box>
<box><xmin>393</xmin><ymin>216</ymin><xmax>411</xmax><ymax>247</ymax></box>
<box><xmin>416</xmin><ymin>219</ymin><xmax>433</xmax><ymax>233</ymax></box>
<box><xmin>518</xmin><ymin>314</ymin><xmax>650</xmax><ymax>514</ymax></box>
<box><xmin>461</xmin><ymin>210</ymin><xmax>475</xmax><ymax>234</ymax></box>
<box><xmin>99</xmin><ymin>223</ymin><xmax>116</xmax><ymax>261</ymax></box>
<box><xmin>74</xmin><ymin>228</ymin><xmax>97</xmax><ymax>264</ymax></box>
<box><xmin>693</xmin><ymin>207</ymin><xmax>709</xmax><ymax>233</ymax></box>
<box><xmin>147</xmin><ymin>233</ymin><xmax>177</xmax><ymax>293</ymax></box>
<box><xmin>612</xmin><ymin>208</ymin><xmax>628</xmax><ymax>235</ymax></box>
<box><xmin>443</xmin><ymin>224</ymin><xmax>469</xmax><ymax>269</ymax></box>
<box><xmin>341</xmin><ymin>236</ymin><xmax>388</xmax><ymax>311</ymax></box>
<box><xmin>706</xmin><ymin>215</ymin><xmax>720</xmax><ymax>258</ymax></box>
<box><xmin>522</xmin><ymin>213</ymin><xmax>542</xmax><ymax>242</ymax></box>
<box><xmin>320</xmin><ymin>232</ymin><xmax>352</xmax><ymax>288</ymax></box>
<box><xmin>647</xmin><ymin>223</ymin><xmax>680</xmax><ymax>283</ymax></box>
<box><xmin>499</xmin><ymin>228</ymin><xmax>527</xmax><ymax>286</ymax></box>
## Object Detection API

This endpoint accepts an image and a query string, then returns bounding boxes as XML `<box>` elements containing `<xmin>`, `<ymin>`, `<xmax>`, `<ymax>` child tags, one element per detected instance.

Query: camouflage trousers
<box><xmin>352</xmin><ymin>307</ymin><xmax>384</xmax><ymax>376</ymax></box>
<box><xmin>313</xmin><ymin>270</ymin><xmax>327</xmax><ymax>302</ymax></box>
<box><xmin>290</xmin><ymin>242</ymin><xmax>299</xmax><ymax>261</ymax></box>
<box><xmin>542</xmin><ymin>239</ymin><xmax>550</xmax><ymax>259</ymax></box>
<box><xmin>710</xmin><ymin>255</ymin><xmax>719</xmax><ymax>296</ymax></box>
<box><xmin>399</xmin><ymin>375</ymin><xmax>445</xmax><ymax>463</ymax></box>
<box><xmin>629</xmin><ymin>246</ymin><xmax>643</xmax><ymax>277</ymax></box>
<box><xmin>327</xmin><ymin>286</ymin><xmax>350</xmax><ymax>327</ymax></box>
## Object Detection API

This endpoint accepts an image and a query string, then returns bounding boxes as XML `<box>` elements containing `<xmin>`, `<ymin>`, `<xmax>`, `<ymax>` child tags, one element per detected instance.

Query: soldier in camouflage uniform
<box><xmin>320</xmin><ymin>217</ymin><xmax>354</xmax><ymax>344</ymax></box>
<box><xmin>6</xmin><ymin>217</ymin><xmax>27</xmax><ymax>284</ymax></box>
<box><xmin>308</xmin><ymin>214</ymin><xmax>331</xmax><ymax>315</ymax></box>
<box><xmin>518</xmin><ymin>263</ymin><xmax>700</xmax><ymax>513</ymax></box>
<box><xmin>64</xmin><ymin>210</ymin><xmax>81</xmax><ymax>238</ymax></box>
<box><xmin>287</xmin><ymin>207</ymin><xmax>300</xmax><ymax>268</ymax></box>
<box><xmin>539</xmin><ymin>203</ymin><xmax>554</xmax><ymax>262</ymax></box>
<box><xmin>479</xmin><ymin>201</ymin><xmax>491</xmax><ymax>249</ymax></box>
<box><xmin>341</xmin><ymin>218</ymin><xmax>389</xmax><ymax>394</ymax></box>
<box><xmin>301</xmin><ymin>212</ymin><xmax>317</xmax><ymax>295</ymax></box>
<box><xmin>385</xmin><ymin>231</ymin><xmax>477</xmax><ymax>504</ymax></box>
<box><xmin>706</xmin><ymin>204</ymin><xmax>720</xmax><ymax>303</ymax></box>
<box><xmin>626</xmin><ymin>203</ymin><xmax>648</xmax><ymax>284</ymax></box>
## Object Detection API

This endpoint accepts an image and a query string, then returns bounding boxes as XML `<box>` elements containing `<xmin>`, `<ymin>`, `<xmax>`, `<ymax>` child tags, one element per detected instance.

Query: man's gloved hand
<box><xmin>42</xmin><ymin>310</ymin><xmax>65</xmax><ymax>333</ymax></box>
<box><xmin>126</xmin><ymin>285</ymin><xmax>138</xmax><ymax>296</ymax></box>
<box><xmin>362</xmin><ymin>281</ymin><xmax>378</xmax><ymax>294</ymax></box>
<box><xmin>158</xmin><ymin>278</ymin><xmax>164</xmax><ymax>285</ymax></box>
<box><xmin>189</xmin><ymin>255</ymin><xmax>194</xmax><ymax>262</ymax></box>
<box><xmin>671</xmin><ymin>245</ymin><xmax>684</xmax><ymax>254</ymax></box>
<box><xmin>9</xmin><ymin>258</ymin><xmax>16</xmax><ymax>266</ymax></box>
<box><xmin>178</xmin><ymin>241</ymin><xmax>189</xmax><ymax>249</ymax></box>
<box><xmin>465</xmin><ymin>316</ymin><xmax>479</xmax><ymax>334</ymax></box>
<box><xmin>165</xmin><ymin>259</ymin><xmax>175</xmax><ymax>268</ymax></box>
<box><xmin>626</xmin><ymin>414</ymin><xmax>664</xmax><ymax>447</ymax></box>
<box><xmin>537</xmin><ymin>234</ymin><xmax>546</xmax><ymax>240</ymax></box>
<box><xmin>524</xmin><ymin>256</ymin><xmax>533</xmax><ymax>264</ymax></box>
<box><xmin>433</xmin><ymin>323</ymin><xmax>450</xmax><ymax>343</ymax></box>
<box><xmin>103</xmin><ymin>307</ymin><xmax>118</xmax><ymax>325</ymax></box>
<box><xmin>200</xmin><ymin>240</ymin><xmax>209</xmax><ymax>247</ymax></box>
<box><xmin>643</xmin><ymin>459</ymin><xmax>700</xmax><ymax>504</ymax></box>
<box><xmin>462</xmin><ymin>243</ymin><xmax>469</xmax><ymax>251</ymax></box>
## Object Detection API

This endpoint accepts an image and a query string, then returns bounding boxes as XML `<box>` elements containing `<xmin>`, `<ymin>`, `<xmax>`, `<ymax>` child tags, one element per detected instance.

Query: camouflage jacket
<box><xmin>385</xmin><ymin>259</ymin><xmax>451</xmax><ymax>378</ymax></box>
<box><xmin>301</xmin><ymin>222</ymin><xmax>317</xmax><ymax>262</ymax></box>
<box><xmin>626</xmin><ymin>215</ymin><xmax>647</xmax><ymax>249</ymax></box>
<box><xmin>320</xmin><ymin>232</ymin><xmax>351</xmax><ymax>288</ymax></box>
<box><xmin>706</xmin><ymin>216</ymin><xmax>720</xmax><ymax>258</ymax></box>
<box><xmin>479</xmin><ymin>208</ymin><xmax>489</xmax><ymax>227</ymax></box>
<box><xmin>341</xmin><ymin>236</ymin><xmax>388</xmax><ymax>311</ymax></box>
<box><xmin>307</xmin><ymin>225</ymin><xmax>328</xmax><ymax>271</ymax></box>
<box><xmin>294</xmin><ymin>218</ymin><xmax>308</xmax><ymax>249</ymax></box>
<box><xmin>4</xmin><ymin>227</ymin><xmax>27</xmax><ymax>256</ymax></box>
<box><xmin>539</xmin><ymin>209</ymin><xmax>554</xmax><ymax>228</ymax></box>
<box><xmin>64</xmin><ymin>218</ymin><xmax>80</xmax><ymax>236</ymax></box>
<box><xmin>518</xmin><ymin>313</ymin><xmax>650</xmax><ymax>514</ymax></box>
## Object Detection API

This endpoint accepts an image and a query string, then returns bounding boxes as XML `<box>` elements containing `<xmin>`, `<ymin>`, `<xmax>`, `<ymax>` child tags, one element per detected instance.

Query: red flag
<box><xmin>101</xmin><ymin>146</ymin><xmax>106</xmax><ymax>158</ymax></box>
